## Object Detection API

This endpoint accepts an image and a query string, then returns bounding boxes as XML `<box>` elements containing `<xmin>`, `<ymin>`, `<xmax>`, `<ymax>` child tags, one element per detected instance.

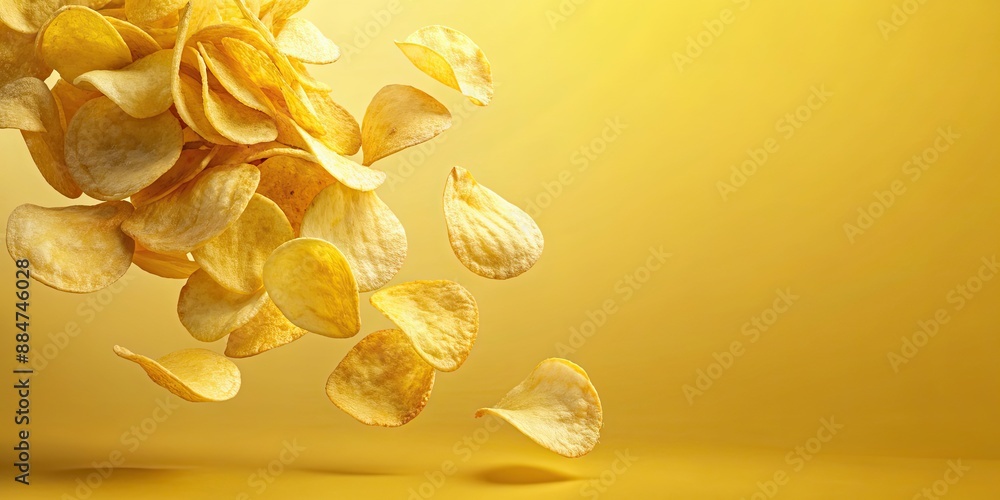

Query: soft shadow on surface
<box><xmin>474</xmin><ymin>465</ymin><xmax>578</xmax><ymax>485</ymax></box>
<box><xmin>295</xmin><ymin>466</ymin><xmax>403</xmax><ymax>477</ymax></box>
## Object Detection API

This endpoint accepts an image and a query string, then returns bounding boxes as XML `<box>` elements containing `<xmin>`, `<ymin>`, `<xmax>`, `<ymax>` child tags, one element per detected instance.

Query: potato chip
<box><xmin>6</xmin><ymin>201</ymin><xmax>134</xmax><ymax>293</ymax></box>
<box><xmin>396</xmin><ymin>26</ymin><xmax>493</xmax><ymax>106</ymax></box>
<box><xmin>38</xmin><ymin>6</ymin><xmax>133</xmax><ymax>84</ymax></box>
<box><xmin>124</xmin><ymin>0</ymin><xmax>186</xmax><ymax>28</ymax></box>
<box><xmin>370</xmin><ymin>280</ymin><xmax>478</xmax><ymax>372</ymax></box>
<box><xmin>194</xmin><ymin>47</ymin><xmax>278</xmax><ymax>144</ymax></box>
<box><xmin>361</xmin><ymin>84</ymin><xmax>451</xmax><ymax>166</ymax></box>
<box><xmin>307</xmin><ymin>90</ymin><xmax>361</xmax><ymax>156</ymax></box>
<box><xmin>75</xmin><ymin>49</ymin><xmax>174</xmax><ymax>119</ymax></box>
<box><xmin>130</xmin><ymin>147</ymin><xmax>217</xmax><ymax>206</ymax></box>
<box><xmin>262</xmin><ymin>0</ymin><xmax>307</xmax><ymax>23</ymax></box>
<box><xmin>170</xmin><ymin>5</ymin><xmax>235</xmax><ymax>146</ymax></box>
<box><xmin>197</xmin><ymin>41</ymin><xmax>272</xmax><ymax>115</ymax></box>
<box><xmin>0</xmin><ymin>77</ymin><xmax>51</xmax><ymax>132</ymax></box>
<box><xmin>475</xmin><ymin>358</ymin><xmax>602</xmax><ymax>458</ymax></box>
<box><xmin>274</xmin><ymin>17</ymin><xmax>339</xmax><ymax>64</ymax></box>
<box><xmin>255</xmin><ymin>155</ymin><xmax>334</xmax><ymax>235</ymax></box>
<box><xmin>122</xmin><ymin>163</ymin><xmax>260</xmax><ymax>254</ymax></box>
<box><xmin>113</xmin><ymin>345</ymin><xmax>241</xmax><ymax>402</ymax></box>
<box><xmin>300</xmin><ymin>182</ymin><xmax>406</xmax><ymax>292</ymax></box>
<box><xmin>192</xmin><ymin>193</ymin><xmax>292</xmax><ymax>294</ymax></box>
<box><xmin>262</xmin><ymin>237</ymin><xmax>360</xmax><ymax>338</ymax></box>
<box><xmin>51</xmin><ymin>79</ymin><xmax>101</xmax><ymax>130</ymax></box>
<box><xmin>290</xmin><ymin>121</ymin><xmax>385</xmax><ymax>192</ymax></box>
<box><xmin>325</xmin><ymin>329</ymin><xmax>435</xmax><ymax>427</ymax></box>
<box><xmin>226</xmin><ymin>294</ymin><xmax>306</xmax><ymax>358</ymax></box>
<box><xmin>133</xmin><ymin>243</ymin><xmax>199</xmax><ymax>279</ymax></box>
<box><xmin>444</xmin><ymin>167</ymin><xmax>543</xmax><ymax>279</ymax></box>
<box><xmin>65</xmin><ymin>96</ymin><xmax>182</xmax><ymax>200</ymax></box>
<box><xmin>105</xmin><ymin>16</ymin><xmax>161</xmax><ymax>60</ymax></box>
<box><xmin>178</xmin><ymin>268</ymin><xmax>268</xmax><ymax>342</ymax></box>
<box><xmin>0</xmin><ymin>23</ymin><xmax>51</xmax><ymax>87</ymax></box>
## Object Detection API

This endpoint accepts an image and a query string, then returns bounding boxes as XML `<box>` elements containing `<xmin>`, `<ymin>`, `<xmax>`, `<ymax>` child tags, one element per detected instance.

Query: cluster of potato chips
<box><xmin>2</xmin><ymin>0</ymin><xmax>600</xmax><ymax>457</ymax></box>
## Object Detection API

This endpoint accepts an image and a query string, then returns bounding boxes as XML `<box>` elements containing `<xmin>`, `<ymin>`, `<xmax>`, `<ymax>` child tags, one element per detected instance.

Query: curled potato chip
<box><xmin>0</xmin><ymin>0</ymin><xmax>112</xmax><ymax>34</ymax></box>
<box><xmin>124</xmin><ymin>0</ymin><xmax>186</xmax><ymax>28</ymax></box>
<box><xmin>6</xmin><ymin>202</ymin><xmax>134</xmax><ymax>293</ymax></box>
<box><xmin>300</xmin><ymin>182</ymin><xmax>406</xmax><ymax>292</ymax></box>
<box><xmin>396</xmin><ymin>26</ymin><xmax>493</xmax><ymax>106</ymax></box>
<box><xmin>194</xmin><ymin>47</ymin><xmax>278</xmax><ymax>144</ymax></box>
<box><xmin>193</xmin><ymin>193</ymin><xmax>292</xmax><ymax>294</ymax></box>
<box><xmin>475</xmin><ymin>358</ymin><xmax>603</xmax><ymax>458</ymax></box>
<box><xmin>198</xmin><ymin>41</ymin><xmax>271</xmax><ymax>115</ymax></box>
<box><xmin>0</xmin><ymin>23</ymin><xmax>51</xmax><ymax>87</ymax></box>
<box><xmin>0</xmin><ymin>77</ymin><xmax>51</xmax><ymax>132</ymax></box>
<box><xmin>291</xmin><ymin>121</ymin><xmax>385</xmax><ymax>192</ymax></box>
<box><xmin>361</xmin><ymin>84</ymin><xmax>451</xmax><ymax>166</ymax></box>
<box><xmin>325</xmin><ymin>329</ymin><xmax>435</xmax><ymax>427</ymax></box>
<box><xmin>65</xmin><ymin>96</ymin><xmax>183</xmax><ymax>200</ymax></box>
<box><xmin>39</xmin><ymin>6</ymin><xmax>133</xmax><ymax>84</ymax></box>
<box><xmin>113</xmin><ymin>345</ymin><xmax>241</xmax><ymax>402</ymax></box>
<box><xmin>170</xmin><ymin>5</ymin><xmax>235</xmax><ymax>146</ymax></box>
<box><xmin>51</xmin><ymin>79</ymin><xmax>101</xmax><ymax>130</ymax></box>
<box><xmin>75</xmin><ymin>49</ymin><xmax>174</xmax><ymax>119</ymax></box>
<box><xmin>262</xmin><ymin>237</ymin><xmax>360</xmax><ymax>338</ymax></box>
<box><xmin>370</xmin><ymin>280</ymin><xmax>478</xmax><ymax>372</ymax></box>
<box><xmin>178</xmin><ymin>269</ymin><xmax>268</xmax><ymax>342</ymax></box>
<box><xmin>274</xmin><ymin>17</ymin><xmax>338</xmax><ymax>64</ymax></box>
<box><xmin>263</xmin><ymin>0</ymin><xmax>308</xmax><ymax>23</ymax></box>
<box><xmin>226</xmin><ymin>295</ymin><xmax>306</xmax><ymax>358</ymax></box>
<box><xmin>105</xmin><ymin>16</ymin><xmax>162</xmax><ymax>60</ymax></box>
<box><xmin>122</xmin><ymin>163</ymin><xmax>260</xmax><ymax>254</ymax></box>
<box><xmin>444</xmin><ymin>167</ymin><xmax>543</xmax><ymax>279</ymax></box>
<box><xmin>255</xmin><ymin>155</ymin><xmax>334</xmax><ymax>235</ymax></box>
<box><xmin>133</xmin><ymin>243</ymin><xmax>199</xmax><ymax>279</ymax></box>
<box><xmin>307</xmin><ymin>90</ymin><xmax>361</xmax><ymax>156</ymax></box>
<box><xmin>130</xmin><ymin>147</ymin><xmax>217</xmax><ymax>206</ymax></box>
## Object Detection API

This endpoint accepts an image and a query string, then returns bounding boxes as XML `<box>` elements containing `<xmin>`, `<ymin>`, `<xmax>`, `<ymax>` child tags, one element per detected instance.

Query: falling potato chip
<box><xmin>194</xmin><ymin>47</ymin><xmax>278</xmax><ymax>144</ymax></box>
<box><xmin>300</xmin><ymin>182</ymin><xmax>406</xmax><ymax>292</ymax></box>
<box><xmin>0</xmin><ymin>23</ymin><xmax>51</xmax><ymax>87</ymax></box>
<box><xmin>113</xmin><ymin>345</ymin><xmax>241</xmax><ymax>402</ymax></box>
<box><xmin>361</xmin><ymin>84</ymin><xmax>451</xmax><ymax>166</ymax></box>
<box><xmin>226</xmin><ymin>294</ymin><xmax>306</xmax><ymax>358</ymax></box>
<box><xmin>122</xmin><ymin>163</ymin><xmax>260</xmax><ymax>254</ymax></box>
<box><xmin>105</xmin><ymin>16</ymin><xmax>162</xmax><ymax>60</ymax></box>
<box><xmin>51</xmin><ymin>79</ymin><xmax>101</xmax><ymax>130</ymax></box>
<box><xmin>274</xmin><ymin>17</ymin><xmax>339</xmax><ymax>64</ymax></box>
<box><xmin>475</xmin><ymin>358</ymin><xmax>603</xmax><ymax>458</ymax></box>
<box><xmin>193</xmin><ymin>193</ymin><xmax>293</xmax><ymax>294</ymax></box>
<box><xmin>75</xmin><ymin>49</ymin><xmax>174</xmax><ymax>119</ymax></box>
<box><xmin>178</xmin><ymin>269</ymin><xmax>268</xmax><ymax>342</ymax></box>
<box><xmin>65</xmin><ymin>96</ymin><xmax>183</xmax><ymax>200</ymax></box>
<box><xmin>444</xmin><ymin>167</ymin><xmax>543</xmax><ymax>279</ymax></box>
<box><xmin>255</xmin><ymin>155</ymin><xmax>334</xmax><ymax>235</ymax></box>
<box><xmin>290</xmin><ymin>121</ymin><xmax>385</xmax><ymax>192</ymax></box>
<box><xmin>307</xmin><ymin>90</ymin><xmax>361</xmax><ymax>156</ymax></box>
<box><xmin>370</xmin><ymin>280</ymin><xmax>478</xmax><ymax>372</ymax></box>
<box><xmin>396</xmin><ymin>26</ymin><xmax>493</xmax><ymax>106</ymax></box>
<box><xmin>262</xmin><ymin>237</ymin><xmax>360</xmax><ymax>338</ymax></box>
<box><xmin>130</xmin><ymin>147</ymin><xmax>217</xmax><ymax>206</ymax></box>
<box><xmin>38</xmin><ymin>6</ymin><xmax>133</xmax><ymax>84</ymax></box>
<box><xmin>198</xmin><ymin>41</ymin><xmax>272</xmax><ymax>115</ymax></box>
<box><xmin>124</xmin><ymin>0</ymin><xmax>186</xmax><ymax>28</ymax></box>
<box><xmin>325</xmin><ymin>329</ymin><xmax>435</xmax><ymax>427</ymax></box>
<box><xmin>6</xmin><ymin>202</ymin><xmax>134</xmax><ymax>293</ymax></box>
<box><xmin>133</xmin><ymin>243</ymin><xmax>199</xmax><ymax>279</ymax></box>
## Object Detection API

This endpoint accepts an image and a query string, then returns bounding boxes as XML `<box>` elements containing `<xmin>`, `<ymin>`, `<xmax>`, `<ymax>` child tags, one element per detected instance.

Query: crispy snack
<box><xmin>361</xmin><ymin>84</ymin><xmax>451</xmax><ymax>166</ymax></box>
<box><xmin>105</xmin><ymin>16</ymin><xmax>162</xmax><ymax>60</ymax></box>
<box><xmin>195</xmin><ymin>46</ymin><xmax>278</xmax><ymax>144</ymax></box>
<box><xmin>130</xmin><ymin>146</ymin><xmax>217</xmax><ymax>206</ymax></box>
<box><xmin>273</xmin><ymin>17</ymin><xmax>338</xmax><ymax>64</ymax></box>
<box><xmin>290</xmin><ymin>120</ymin><xmax>385</xmax><ymax>192</ymax></box>
<box><xmin>124</xmin><ymin>0</ymin><xmax>186</xmax><ymax>29</ymax></box>
<box><xmin>113</xmin><ymin>345</ymin><xmax>241</xmax><ymax>402</ymax></box>
<box><xmin>38</xmin><ymin>6</ymin><xmax>133</xmax><ymax>84</ymax></box>
<box><xmin>225</xmin><ymin>294</ymin><xmax>306</xmax><ymax>358</ymax></box>
<box><xmin>396</xmin><ymin>25</ymin><xmax>493</xmax><ymax>106</ymax></box>
<box><xmin>325</xmin><ymin>329</ymin><xmax>435</xmax><ymax>427</ymax></box>
<box><xmin>255</xmin><ymin>155</ymin><xmax>335</xmax><ymax>235</ymax></box>
<box><xmin>197</xmin><ymin>41</ymin><xmax>272</xmax><ymax>115</ymax></box>
<box><xmin>0</xmin><ymin>24</ymin><xmax>50</xmax><ymax>87</ymax></box>
<box><xmin>50</xmin><ymin>79</ymin><xmax>101</xmax><ymax>130</ymax></box>
<box><xmin>178</xmin><ymin>268</ymin><xmax>268</xmax><ymax>342</ymax></box>
<box><xmin>75</xmin><ymin>49</ymin><xmax>174</xmax><ymax>119</ymax></box>
<box><xmin>132</xmin><ymin>243</ymin><xmax>199</xmax><ymax>279</ymax></box>
<box><xmin>475</xmin><ymin>358</ymin><xmax>603</xmax><ymax>458</ymax></box>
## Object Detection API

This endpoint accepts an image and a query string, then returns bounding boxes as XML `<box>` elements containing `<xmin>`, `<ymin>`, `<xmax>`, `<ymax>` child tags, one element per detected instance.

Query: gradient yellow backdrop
<box><xmin>2</xmin><ymin>0</ymin><xmax>999</xmax><ymax>498</ymax></box>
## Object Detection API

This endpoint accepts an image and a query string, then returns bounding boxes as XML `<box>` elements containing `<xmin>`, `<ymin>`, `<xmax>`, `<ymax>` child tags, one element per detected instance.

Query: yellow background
<box><xmin>2</xmin><ymin>0</ymin><xmax>1000</xmax><ymax>498</ymax></box>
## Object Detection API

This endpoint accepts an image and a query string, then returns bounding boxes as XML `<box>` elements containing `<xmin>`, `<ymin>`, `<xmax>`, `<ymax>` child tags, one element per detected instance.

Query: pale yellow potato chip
<box><xmin>123</xmin><ymin>0</ymin><xmax>186</xmax><ymax>28</ymax></box>
<box><xmin>262</xmin><ymin>237</ymin><xmax>360</xmax><ymax>338</ymax></box>
<box><xmin>122</xmin><ymin>163</ymin><xmax>260</xmax><ymax>254</ymax></box>
<box><xmin>475</xmin><ymin>358</ymin><xmax>603</xmax><ymax>458</ymax></box>
<box><xmin>194</xmin><ymin>47</ymin><xmax>278</xmax><ymax>144</ymax></box>
<box><xmin>370</xmin><ymin>280</ymin><xmax>478</xmax><ymax>372</ymax></box>
<box><xmin>192</xmin><ymin>193</ymin><xmax>293</xmax><ymax>294</ymax></box>
<box><xmin>178</xmin><ymin>268</ymin><xmax>268</xmax><ymax>342</ymax></box>
<box><xmin>0</xmin><ymin>77</ymin><xmax>51</xmax><ymax>132</ymax></box>
<box><xmin>226</xmin><ymin>294</ymin><xmax>306</xmax><ymax>358</ymax></box>
<box><xmin>198</xmin><ymin>41</ymin><xmax>272</xmax><ymax>115</ymax></box>
<box><xmin>75</xmin><ymin>49</ymin><xmax>174</xmax><ymax>119</ymax></box>
<box><xmin>130</xmin><ymin>147</ymin><xmax>217</xmax><ymax>206</ymax></box>
<box><xmin>65</xmin><ymin>96</ymin><xmax>182</xmax><ymax>200</ymax></box>
<box><xmin>0</xmin><ymin>23</ymin><xmax>51</xmax><ymax>87</ymax></box>
<box><xmin>145</xmin><ymin>24</ymin><xmax>178</xmax><ymax>49</ymax></box>
<box><xmin>0</xmin><ymin>0</ymin><xmax>109</xmax><ymax>34</ymax></box>
<box><xmin>290</xmin><ymin>121</ymin><xmax>385</xmax><ymax>192</ymax></box>
<box><xmin>396</xmin><ymin>26</ymin><xmax>493</xmax><ymax>106</ymax></box>
<box><xmin>300</xmin><ymin>182</ymin><xmax>406</xmax><ymax>292</ymax></box>
<box><xmin>307</xmin><ymin>90</ymin><xmax>361</xmax><ymax>156</ymax></box>
<box><xmin>274</xmin><ymin>17</ymin><xmax>338</xmax><ymax>64</ymax></box>
<box><xmin>51</xmin><ymin>79</ymin><xmax>101</xmax><ymax>130</ymax></box>
<box><xmin>255</xmin><ymin>155</ymin><xmax>334</xmax><ymax>235</ymax></box>
<box><xmin>361</xmin><ymin>84</ymin><xmax>451</xmax><ymax>166</ymax></box>
<box><xmin>105</xmin><ymin>16</ymin><xmax>161</xmax><ymax>60</ymax></box>
<box><xmin>444</xmin><ymin>167</ymin><xmax>543</xmax><ymax>279</ymax></box>
<box><xmin>262</xmin><ymin>0</ymin><xmax>307</xmax><ymax>23</ymax></box>
<box><xmin>6</xmin><ymin>201</ymin><xmax>134</xmax><ymax>293</ymax></box>
<box><xmin>325</xmin><ymin>329</ymin><xmax>435</xmax><ymax>427</ymax></box>
<box><xmin>133</xmin><ymin>242</ymin><xmax>199</xmax><ymax>279</ymax></box>
<box><xmin>38</xmin><ymin>6</ymin><xmax>133</xmax><ymax>84</ymax></box>
<box><xmin>113</xmin><ymin>345</ymin><xmax>241</xmax><ymax>402</ymax></box>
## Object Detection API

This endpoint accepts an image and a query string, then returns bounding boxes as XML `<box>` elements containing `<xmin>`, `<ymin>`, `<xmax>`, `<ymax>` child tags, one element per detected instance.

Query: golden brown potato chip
<box><xmin>105</xmin><ymin>16</ymin><xmax>161</xmax><ymax>60</ymax></box>
<box><xmin>194</xmin><ymin>47</ymin><xmax>278</xmax><ymax>144</ymax></box>
<box><xmin>290</xmin><ymin>121</ymin><xmax>385</xmax><ymax>192</ymax></box>
<box><xmin>0</xmin><ymin>77</ymin><xmax>51</xmax><ymax>132</ymax></box>
<box><xmin>198</xmin><ymin>41</ymin><xmax>272</xmax><ymax>115</ymax></box>
<box><xmin>133</xmin><ymin>243</ymin><xmax>199</xmax><ymax>279</ymax></box>
<box><xmin>6</xmin><ymin>202</ymin><xmax>134</xmax><ymax>293</ymax></box>
<box><xmin>361</xmin><ymin>84</ymin><xmax>451</xmax><ymax>166</ymax></box>
<box><xmin>65</xmin><ymin>96</ymin><xmax>182</xmax><ymax>200</ymax></box>
<box><xmin>124</xmin><ymin>0</ymin><xmax>186</xmax><ymax>28</ymax></box>
<box><xmin>0</xmin><ymin>23</ymin><xmax>51</xmax><ymax>87</ymax></box>
<box><xmin>130</xmin><ymin>147</ymin><xmax>217</xmax><ymax>206</ymax></box>
<box><xmin>255</xmin><ymin>155</ymin><xmax>334</xmax><ymax>235</ymax></box>
<box><xmin>262</xmin><ymin>237</ymin><xmax>359</xmax><ymax>338</ymax></box>
<box><xmin>51</xmin><ymin>79</ymin><xmax>101</xmax><ymax>130</ymax></box>
<box><xmin>178</xmin><ymin>268</ymin><xmax>268</xmax><ymax>342</ymax></box>
<box><xmin>122</xmin><ymin>163</ymin><xmax>260</xmax><ymax>254</ymax></box>
<box><xmin>192</xmin><ymin>193</ymin><xmax>292</xmax><ymax>294</ymax></box>
<box><xmin>307</xmin><ymin>90</ymin><xmax>361</xmax><ymax>156</ymax></box>
<box><xmin>38</xmin><ymin>6</ymin><xmax>133</xmax><ymax>84</ymax></box>
<box><xmin>444</xmin><ymin>167</ymin><xmax>543</xmax><ymax>279</ymax></box>
<box><xmin>75</xmin><ymin>49</ymin><xmax>174</xmax><ymax>119</ymax></box>
<box><xmin>325</xmin><ymin>329</ymin><xmax>435</xmax><ymax>427</ymax></box>
<box><xmin>396</xmin><ymin>26</ymin><xmax>493</xmax><ymax>106</ymax></box>
<box><xmin>274</xmin><ymin>17</ymin><xmax>338</xmax><ymax>64</ymax></box>
<box><xmin>475</xmin><ymin>358</ymin><xmax>603</xmax><ymax>458</ymax></box>
<box><xmin>370</xmin><ymin>280</ymin><xmax>478</xmax><ymax>372</ymax></box>
<box><xmin>113</xmin><ymin>345</ymin><xmax>241</xmax><ymax>402</ymax></box>
<box><xmin>300</xmin><ymin>182</ymin><xmax>406</xmax><ymax>292</ymax></box>
<box><xmin>0</xmin><ymin>0</ymin><xmax>108</xmax><ymax>34</ymax></box>
<box><xmin>226</xmin><ymin>294</ymin><xmax>306</xmax><ymax>358</ymax></box>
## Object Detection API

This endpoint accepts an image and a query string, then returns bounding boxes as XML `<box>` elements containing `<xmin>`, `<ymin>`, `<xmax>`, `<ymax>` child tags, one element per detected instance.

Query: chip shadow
<box><xmin>473</xmin><ymin>465</ymin><xmax>578</xmax><ymax>485</ymax></box>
